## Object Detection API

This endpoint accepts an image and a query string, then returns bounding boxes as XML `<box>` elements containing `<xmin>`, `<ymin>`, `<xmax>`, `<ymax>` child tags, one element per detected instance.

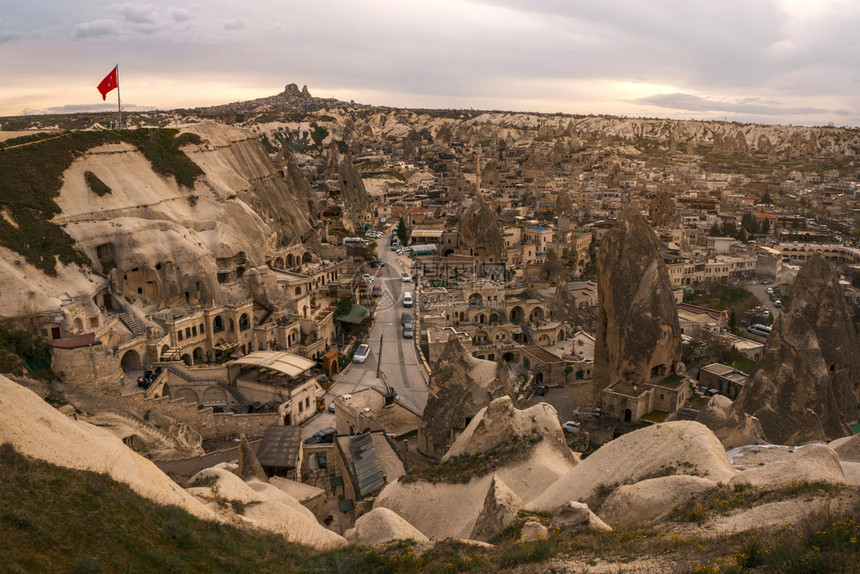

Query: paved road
<box><xmin>740</xmin><ymin>279</ymin><xmax>786</xmax><ymax>323</ymax></box>
<box><xmin>321</xmin><ymin>230</ymin><xmax>428</xmax><ymax>416</ymax></box>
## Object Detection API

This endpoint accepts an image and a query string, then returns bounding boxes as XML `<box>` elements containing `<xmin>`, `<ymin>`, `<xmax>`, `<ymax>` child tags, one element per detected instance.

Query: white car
<box><xmin>353</xmin><ymin>344</ymin><xmax>370</xmax><ymax>363</ymax></box>
<box><xmin>402</xmin><ymin>292</ymin><xmax>413</xmax><ymax>307</ymax></box>
<box><xmin>765</xmin><ymin>287</ymin><xmax>774</xmax><ymax>294</ymax></box>
<box><xmin>561</xmin><ymin>421</ymin><xmax>581</xmax><ymax>434</ymax></box>
<box><xmin>401</xmin><ymin>272</ymin><xmax>411</xmax><ymax>282</ymax></box>
<box><xmin>362</xmin><ymin>273</ymin><xmax>373</xmax><ymax>283</ymax></box>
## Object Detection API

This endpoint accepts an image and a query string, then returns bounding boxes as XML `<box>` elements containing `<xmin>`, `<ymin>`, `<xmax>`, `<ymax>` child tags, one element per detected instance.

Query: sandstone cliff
<box><xmin>1</xmin><ymin>121</ymin><xmax>314</xmax><ymax>318</ymax></box>
<box><xmin>593</xmin><ymin>206</ymin><xmax>682</xmax><ymax>400</ymax></box>
<box><xmin>727</xmin><ymin>256</ymin><xmax>859</xmax><ymax>445</ymax></box>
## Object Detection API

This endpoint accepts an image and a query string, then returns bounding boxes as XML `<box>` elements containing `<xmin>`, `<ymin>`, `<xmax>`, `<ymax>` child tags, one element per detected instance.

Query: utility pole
<box><xmin>376</xmin><ymin>333</ymin><xmax>383</xmax><ymax>378</ymax></box>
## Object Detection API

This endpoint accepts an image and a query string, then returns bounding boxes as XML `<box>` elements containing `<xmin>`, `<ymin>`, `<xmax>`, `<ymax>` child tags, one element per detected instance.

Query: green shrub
<box><xmin>84</xmin><ymin>170</ymin><xmax>111</xmax><ymax>196</ymax></box>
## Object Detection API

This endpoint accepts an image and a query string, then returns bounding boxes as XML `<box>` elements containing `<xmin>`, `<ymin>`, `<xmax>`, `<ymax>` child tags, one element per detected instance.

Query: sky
<box><xmin>1</xmin><ymin>0</ymin><xmax>858</xmax><ymax>127</ymax></box>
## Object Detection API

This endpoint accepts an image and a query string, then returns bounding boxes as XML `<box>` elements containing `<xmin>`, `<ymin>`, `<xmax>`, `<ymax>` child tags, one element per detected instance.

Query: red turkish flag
<box><xmin>97</xmin><ymin>66</ymin><xmax>118</xmax><ymax>101</ymax></box>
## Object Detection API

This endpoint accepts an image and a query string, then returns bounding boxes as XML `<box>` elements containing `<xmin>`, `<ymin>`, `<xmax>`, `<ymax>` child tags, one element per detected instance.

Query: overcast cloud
<box><xmin>0</xmin><ymin>0</ymin><xmax>857</xmax><ymax>126</ymax></box>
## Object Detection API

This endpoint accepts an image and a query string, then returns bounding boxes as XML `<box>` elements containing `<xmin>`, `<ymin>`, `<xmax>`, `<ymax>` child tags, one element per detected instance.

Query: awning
<box><xmin>227</xmin><ymin>351</ymin><xmax>316</xmax><ymax>378</ymax></box>
<box><xmin>337</xmin><ymin>303</ymin><xmax>371</xmax><ymax>325</ymax></box>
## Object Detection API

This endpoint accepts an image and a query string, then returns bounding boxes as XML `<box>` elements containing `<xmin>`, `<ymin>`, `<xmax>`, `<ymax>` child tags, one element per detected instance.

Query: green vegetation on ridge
<box><xmin>0</xmin><ymin>129</ymin><xmax>202</xmax><ymax>275</ymax></box>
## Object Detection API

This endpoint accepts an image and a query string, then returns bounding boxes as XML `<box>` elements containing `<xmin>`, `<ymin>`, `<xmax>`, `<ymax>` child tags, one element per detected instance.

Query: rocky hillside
<box><xmin>0</xmin><ymin>121</ymin><xmax>313</xmax><ymax>320</ymax></box>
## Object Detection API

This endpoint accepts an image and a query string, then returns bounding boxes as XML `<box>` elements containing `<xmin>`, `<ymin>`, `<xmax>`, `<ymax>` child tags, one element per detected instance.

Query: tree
<box><xmin>761</xmin><ymin>218</ymin><xmax>770</xmax><ymax>234</ymax></box>
<box><xmin>762</xmin><ymin>191</ymin><xmax>773</xmax><ymax>205</ymax></box>
<box><xmin>741</xmin><ymin>212</ymin><xmax>759</xmax><ymax>234</ymax></box>
<box><xmin>397</xmin><ymin>217</ymin><xmax>410</xmax><ymax>246</ymax></box>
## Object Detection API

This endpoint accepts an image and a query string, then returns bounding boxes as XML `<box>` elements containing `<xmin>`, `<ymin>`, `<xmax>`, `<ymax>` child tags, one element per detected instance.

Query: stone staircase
<box><xmin>167</xmin><ymin>365</ymin><xmax>253</xmax><ymax>414</ymax></box>
<box><xmin>217</xmin><ymin>381</ymin><xmax>254</xmax><ymax>414</ymax></box>
<box><xmin>117</xmin><ymin>309</ymin><xmax>145</xmax><ymax>338</ymax></box>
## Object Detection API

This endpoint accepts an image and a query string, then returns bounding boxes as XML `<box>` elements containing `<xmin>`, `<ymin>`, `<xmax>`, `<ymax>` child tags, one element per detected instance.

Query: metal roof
<box><xmin>350</xmin><ymin>433</ymin><xmax>385</xmax><ymax>497</ymax></box>
<box><xmin>256</xmin><ymin>425</ymin><xmax>302</xmax><ymax>470</ymax></box>
<box><xmin>227</xmin><ymin>351</ymin><xmax>315</xmax><ymax>378</ymax></box>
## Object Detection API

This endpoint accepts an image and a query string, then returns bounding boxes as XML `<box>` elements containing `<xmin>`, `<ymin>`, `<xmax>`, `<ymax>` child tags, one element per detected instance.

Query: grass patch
<box><xmin>402</xmin><ymin>432</ymin><xmax>543</xmax><ymax>485</ymax></box>
<box><xmin>641</xmin><ymin>410</ymin><xmax>669</xmax><ymax>423</ymax></box>
<box><xmin>689</xmin><ymin>395</ymin><xmax>710</xmax><ymax>410</ymax></box>
<box><xmin>83</xmin><ymin>170</ymin><xmax>111</xmax><ymax>196</ymax></box>
<box><xmin>0</xmin><ymin>129</ymin><xmax>202</xmax><ymax>275</ymax></box>
<box><xmin>671</xmin><ymin>481</ymin><xmax>844</xmax><ymax>523</ymax></box>
<box><xmin>0</xmin><ymin>443</ymin><xmax>315</xmax><ymax>573</ymax></box>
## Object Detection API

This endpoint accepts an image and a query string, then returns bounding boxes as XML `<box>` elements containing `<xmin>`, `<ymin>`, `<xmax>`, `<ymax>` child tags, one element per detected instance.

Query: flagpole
<box><xmin>116</xmin><ymin>63</ymin><xmax>122</xmax><ymax>129</ymax></box>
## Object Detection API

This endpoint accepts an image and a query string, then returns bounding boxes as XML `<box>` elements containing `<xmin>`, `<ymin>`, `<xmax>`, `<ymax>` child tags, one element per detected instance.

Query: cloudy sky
<box><xmin>1</xmin><ymin>0</ymin><xmax>858</xmax><ymax>126</ymax></box>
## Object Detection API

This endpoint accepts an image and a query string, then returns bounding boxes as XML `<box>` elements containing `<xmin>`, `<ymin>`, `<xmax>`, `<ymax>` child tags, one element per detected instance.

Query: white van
<box><xmin>402</xmin><ymin>292</ymin><xmax>413</xmax><ymax>307</ymax></box>
<box><xmin>747</xmin><ymin>324</ymin><xmax>772</xmax><ymax>337</ymax></box>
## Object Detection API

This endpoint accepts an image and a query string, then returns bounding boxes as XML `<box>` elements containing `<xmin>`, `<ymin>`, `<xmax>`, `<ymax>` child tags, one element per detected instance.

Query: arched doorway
<box><xmin>302</xmin><ymin>252</ymin><xmax>312</xmax><ymax>264</ymax></box>
<box><xmin>530</xmin><ymin>307</ymin><xmax>545</xmax><ymax>322</ymax></box>
<box><xmin>510</xmin><ymin>306</ymin><xmax>525</xmax><ymax>322</ymax></box>
<box><xmin>624</xmin><ymin>409</ymin><xmax>632</xmax><ymax>423</ymax></box>
<box><xmin>174</xmin><ymin>388</ymin><xmax>199</xmax><ymax>404</ymax></box>
<box><xmin>193</xmin><ymin>347</ymin><xmax>204</xmax><ymax>365</ymax></box>
<box><xmin>181</xmin><ymin>354</ymin><xmax>192</xmax><ymax>366</ymax></box>
<box><xmin>120</xmin><ymin>350</ymin><xmax>141</xmax><ymax>371</ymax></box>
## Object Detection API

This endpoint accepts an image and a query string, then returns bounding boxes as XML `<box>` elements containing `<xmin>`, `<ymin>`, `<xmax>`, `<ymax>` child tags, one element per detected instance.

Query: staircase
<box><xmin>117</xmin><ymin>309</ymin><xmax>145</xmax><ymax>338</ymax></box>
<box><xmin>217</xmin><ymin>381</ymin><xmax>254</xmax><ymax>413</ymax></box>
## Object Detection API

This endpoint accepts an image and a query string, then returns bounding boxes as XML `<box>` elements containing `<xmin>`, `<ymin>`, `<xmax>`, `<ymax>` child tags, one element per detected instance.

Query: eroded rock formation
<box><xmin>457</xmin><ymin>195</ymin><xmax>505</xmax><ymax>262</ymax></box>
<box><xmin>418</xmin><ymin>336</ymin><xmax>514</xmax><ymax>457</ymax></box>
<box><xmin>324</xmin><ymin>145</ymin><xmax>371</xmax><ymax>224</ymax></box>
<box><xmin>726</xmin><ymin>255</ymin><xmax>859</xmax><ymax>445</ymax></box>
<box><xmin>593</xmin><ymin>206</ymin><xmax>682</xmax><ymax>400</ymax></box>
<box><xmin>649</xmin><ymin>191</ymin><xmax>680</xmax><ymax>228</ymax></box>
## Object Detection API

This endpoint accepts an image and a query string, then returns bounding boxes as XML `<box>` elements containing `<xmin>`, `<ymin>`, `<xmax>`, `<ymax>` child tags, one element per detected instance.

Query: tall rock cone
<box><xmin>418</xmin><ymin>335</ymin><xmax>514</xmax><ymax>457</ymax></box>
<box><xmin>457</xmin><ymin>195</ymin><xmax>505</xmax><ymax>263</ymax></box>
<box><xmin>728</xmin><ymin>255</ymin><xmax>859</xmax><ymax>445</ymax></box>
<box><xmin>238</xmin><ymin>433</ymin><xmax>269</xmax><ymax>482</ymax></box>
<box><xmin>593</xmin><ymin>205</ymin><xmax>682</xmax><ymax>401</ymax></box>
<box><xmin>788</xmin><ymin>254</ymin><xmax>860</xmax><ymax>415</ymax></box>
<box><xmin>324</xmin><ymin>144</ymin><xmax>371</xmax><ymax>222</ymax></box>
<box><xmin>555</xmin><ymin>188</ymin><xmax>575</xmax><ymax>218</ymax></box>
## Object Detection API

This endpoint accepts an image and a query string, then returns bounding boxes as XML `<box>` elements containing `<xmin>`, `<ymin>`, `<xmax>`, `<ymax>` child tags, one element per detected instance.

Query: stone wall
<box><xmin>51</xmin><ymin>344</ymin><xmax>124</xmax><ymax>392</ymax></box>
<box><xmin>123</xmin><ymin>392</ymin><xmax>280</xmax><ymax>440</ymax></box>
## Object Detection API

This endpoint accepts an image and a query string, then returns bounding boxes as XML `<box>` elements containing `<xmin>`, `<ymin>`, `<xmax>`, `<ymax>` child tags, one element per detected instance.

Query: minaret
<box><xmin>475</xmin><ymin>146</ymin><xmax>482</xmax><ymax>198</ymax></box>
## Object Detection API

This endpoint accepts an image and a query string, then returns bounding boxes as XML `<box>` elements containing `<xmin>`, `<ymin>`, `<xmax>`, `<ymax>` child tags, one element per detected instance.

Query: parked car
<box><xmin>765</xmin><ymin>287</ymin><xmax>774</xmax><ymax>294</ymax></box>
<box><xmin>353</xmin><ymin>344</ymin><xmax>370</xmax><ymax>363</ymax></box>
<box><xmin>774</xmin><ymin>300</ymin><xmax>782</xmax><ymax>308</ymax></box>
<box><xmin>402</xmin><ymin>292</ymin><xmax>413</xmax><ymax>307</ymax></box>
<box><xmin>401</xmin><ymin>312</ymin><xmax>413</xmax><ymax>325</ymax></box>
<box><xmin>362</xmin><ymin>273</ymin><xmax>373</xmax><ymax>283</ymax></box>
<box><xmin>304</xmin><ymin>427</ymin><xmax>337</xmax><ymax>445</ymax></box>
<box><xmin>561</xmin><ymin>421</ymin><xmax>581</xmax><ymax>434</ymax></box>
<box><xmin>535</xmin><ymin>385</ymin><xmax>549</xmax><ymax>396</ymax></box>
<box><xmin>328</xmin><ymin>400</ymin><xmax>336</xmax><ymax>413</ymax></box>
<box><xmin>371</xmin><ymin>285</ymin><xmax>383</xmax><ymax>297</ymax></box>
<box><xmin>403</xmin><ymin>323</ymin><xmax>414</xmax><ymax>339</ymax></box>
<box><xmin>401</xmin><ymin>272</ymin><xmax>411</xmax><ymax>282</ymax></box>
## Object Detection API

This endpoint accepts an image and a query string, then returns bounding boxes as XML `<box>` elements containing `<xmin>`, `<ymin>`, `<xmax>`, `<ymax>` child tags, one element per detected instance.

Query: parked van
<box><xmin>747</xmin><ymin>324</ymin><xmax>772</xmax><ymax>337</ymax></box>
<box><xmin>343</xmin><ymin>237</ymin><xmax>368</xmax><ymax>246</ymax></box>
<box><xmin>402</xmin><ymin>292</ymin><xmax>413</xmax><ymax>307</ymax></box>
